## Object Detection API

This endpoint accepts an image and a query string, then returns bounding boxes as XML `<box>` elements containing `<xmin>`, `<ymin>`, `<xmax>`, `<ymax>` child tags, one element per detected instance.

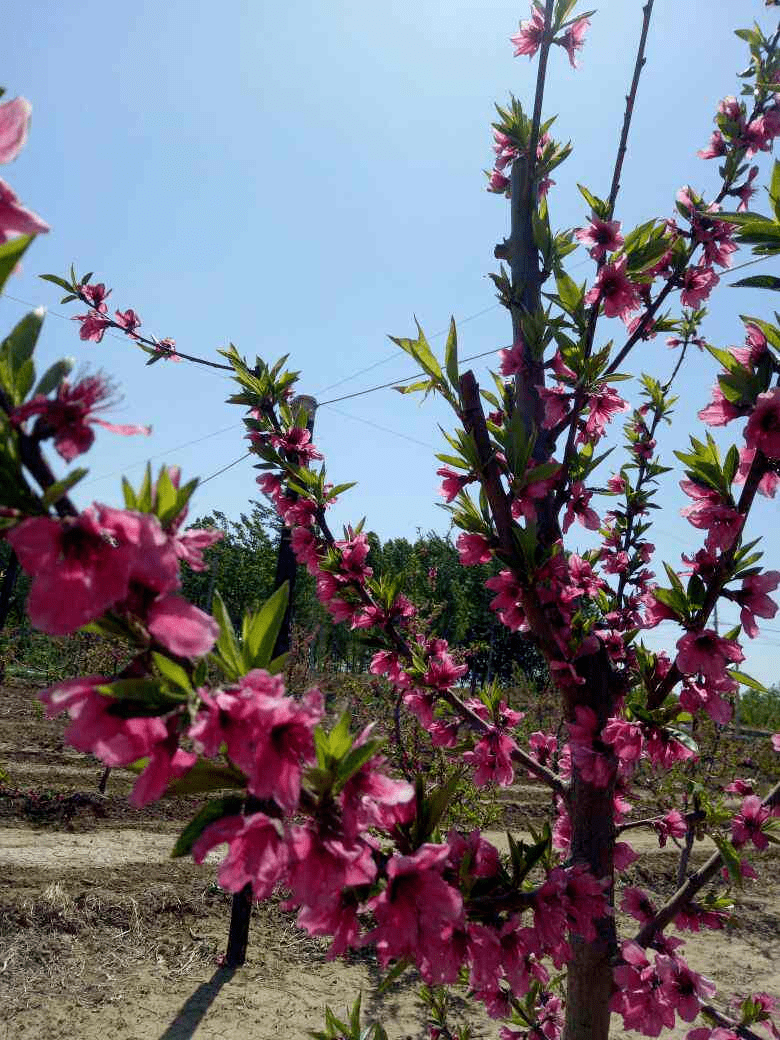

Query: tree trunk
<box><xmin>562</xmin><ymin>652</ymin><xmax>618</xmax><ymax>1040</ymax></box>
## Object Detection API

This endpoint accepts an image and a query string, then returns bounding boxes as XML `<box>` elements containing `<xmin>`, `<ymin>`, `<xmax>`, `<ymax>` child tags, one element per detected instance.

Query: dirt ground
<box><xmin>0</xmin><ymin>681</ymin><xmax>778</xmax><ymax>1040</ymax></box>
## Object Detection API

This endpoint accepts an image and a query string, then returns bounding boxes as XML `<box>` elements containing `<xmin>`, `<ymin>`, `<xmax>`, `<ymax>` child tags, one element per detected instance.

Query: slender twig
<box><xmin>606</xmin><ymin>1</ymin><xmax>654</xmax><ymax>219</ymax></box>
<box><xmin>635</xmin><ymin>778</ymin><xmax>780</xmax><ymax>945</ymax></box>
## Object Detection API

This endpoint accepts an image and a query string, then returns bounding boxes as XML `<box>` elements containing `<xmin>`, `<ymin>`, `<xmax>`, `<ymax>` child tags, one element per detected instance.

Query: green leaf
<box><xmin>0</xmin><ymin>236</ymin><xmax>33</xmax><ymax>294</ymax></box>
<box><xmin>728</xmin><ymin>669</ymin><xmax>768</xmax><ymax>693</ymax></box>
<box><xmin>444</xmin><ymin>317</ymin><xmax>459</xmax><ymax>390</ymax></box>
<box><xmin>731</xmin><ymin>274</ymin><xmax>780</xmax><ymax>291</ymax></box>
<box><xmin>211</xmin><ymin>589</ymin><xmax>243</xmax><ymax>678</ymax></box>
<box><xmin>154</xmin><ymin>466</ymin><xmax>179</xmax><ymax>524</ymax></box>
<box><xmin>152</xmin><ymin>651</ymin><xmax>192</xmax><ymax>692</ymax></box>
<box><xmin>39</xmin><ymin>272</ymin><xmax>73</xmax><ymax>292</ymax></box>
<box><xmin>713</xmin><ymin>834</ymin><xmax>743</xmax><ymax>885</ymax></box>
<box><xmin>41</xmin><ymin>467</ymin><xmax>88</xmax><ymax>508</ymax></box>
<box><xmin>171</xmin><ymin>795</ymin><xmax>245</xmax><ymax>858</ymax></box>
<box><xmin>241</xmin><ymin>581</ymin><xmax>289</xmax><ymax>669</ymax></box>
<box><xmin>33</xmin><ymin>357</ymin><xmax>74</xmax><ymax>396</ymax></box>
<box><xmin>165</xmin><ymin>760</ymin><xmax>247</xmax><ymax>797</ymax></box>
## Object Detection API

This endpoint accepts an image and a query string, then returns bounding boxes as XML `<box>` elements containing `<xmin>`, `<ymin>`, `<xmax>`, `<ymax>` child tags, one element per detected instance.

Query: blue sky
<box><xmin>3</xmin><ymin>0</ymin><xmax>780</xmax><ymax>685</ymax></box>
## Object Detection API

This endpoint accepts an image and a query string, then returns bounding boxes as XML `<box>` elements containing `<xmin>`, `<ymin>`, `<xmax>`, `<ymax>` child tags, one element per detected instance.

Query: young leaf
<box><xmin>242</xmin><ymin>581</ymin><xmax>290</xmax><ymax>669</ymax></box>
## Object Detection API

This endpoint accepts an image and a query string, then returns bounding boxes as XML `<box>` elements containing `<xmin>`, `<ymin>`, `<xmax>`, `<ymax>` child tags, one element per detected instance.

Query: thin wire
<box><xmin>320</xmin><ymin>403</ymin><xmax>436</xmax><ymax>449</ymax></box>
<box><xmin>313</xmin><ymin>303</ymin><xmax>502</xmax><ymax>396</ymax></box>
<box><xmin>198</xmin><ymin>452</ymin><xmax>252</xmax><ymax>486</ymax></box>
<box><xmin>319</xmin><ymin>346</ymin><xmax>501</xmax><ymax>407</ymax></box>
<box><xmin>80</xmin><ymin>422</ymin><xmax>243</xmax><ymax>487</ymax></box>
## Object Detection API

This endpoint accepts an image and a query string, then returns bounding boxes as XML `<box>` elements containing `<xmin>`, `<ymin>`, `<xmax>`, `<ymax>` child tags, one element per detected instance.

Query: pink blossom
<box><xmin>621</xmin><ymin>887</ymin><xmax>656</xmax><ymax>923</ymax></box>
<box><xmin>366</xmin><ymin>844</ymin><xmax>464</xmax><ymax>980</ymax></box>
<box><xmin>568</xmin><ymin>706</ymin><xmax>613</xmax><ymax>787</ymax></box>
<box><xmin>173</xmin><ymin>525</ymin><xmax>223</xmax><ymax>572</ymax></box>
<box><xmin>0</xmin><ymin>97</ymin><xmax>31</xmax><ymax>164</ymax></box>
<box><xmin>737</xmin><ymin>165</ymin><xmax>759</xmax><ymax>211</ymax></box>
<box><xmin>129</xmin><ymin>723</ymin><xmax>197</xmax><ymax>807</ymax></box>
<box><xmin>499</xmin><ymin>339</ymin><xmax>525</xmax><ymax>376</ymax></box>
<box><xmin>147</xmin><ymin>594</ymin><xmax>219</xmax><ymax>657</ymax></box>
<box><xmin>11</xmin><ymin>374</ymin><xmax>150</xmax><ymax>463</ymax></box>
<box><xmin>7</xmin><ymin>511</ymin><xmax>137</xmax><ymax>635</ymax></box>
<box><xmin>614</xmin><ymin>841</ymin><xmax>638</xmax><ymax>871</ymax></box>
<box><xmin>270</xmin><ymin>426</ymin><xmax>323</xmax><ymax>462</ymax></box>
<box><xmin>463</xmin><ymin>729</ymin><xmax>517</xmax><ymax>787</ymax></box>
<box><xmin>680</xmin><ymin>264</ymin><xmax>719</xmax><ymax>308</ymax></box>
<box><xmin>584</xmin><ymin>257</ymin><xmax>641</xmax><ymax>322</ymax></box>
<box><xmin>114</xmin><ymin>308</ymin><xmax>141</xmax><ymax>335</ymax></box>
<box><xmin>772</xmin><ymin>733</ymin><xmax>780</xmax><ymax>753</ymax></box>
<box><xmin>487</xmin><ymin>169</ymin><xmax>510</xmax><ymax>194</ymax></box>
<box><xmin>731</xmin><ymin>795</ymin><xmax>771</xmax><ymax>850</ymax></box>
<box><xmin>424</xmin><ymin>650</ymin><xmax>467</xmax><ymax>690</ymax></box>
<box><xmin>732</xmin><ymin>570</ymin><xmax>780</xmax><ymax>637</ymax></box>
<box><xmin>675</xmin><ymin>629</ymin><xmax>744</xmax><ymax>682</ymax></box>
<box><xmin>446</xmin><ymin>830</ymin><xmax>500</xmax><ymax>879</ymax></box>
<box><xmin>735</xmin><ymin>446</ymin><xmax>780</xmax><ymax>497</ymax></box>
<box><xmin>538</xmin><ymin>385</ymin><xmax>571</xmax><ymax>428</ymax></box>
<box><xmin>575</xmin><ymin>217</ymin><xmax>623</xmax><ymax>261</ymax></box>
<box><xmin>39</xmin><ymin>676</ymin><xmax>168</xmax><ymax>768</ymax></box>
<box><xmin>560</xmin><ymin>17</ymin><xmax>589</xmax><ymax>68</ymax></box>
<box><xmin>73</xmin><ymin>311</ymin><xmax>112</xmax><ymax>343</ymax></box>
<box><xmin>456</xmin><ymin>531</ymin><xmax>493</xmax><ymax>566</ymax></box>
<box><xmin>510</xmin><ymin>6</ymin><xmax>545</xmax><ymax>58</ymax></box>
<box><xmin>697</xmin><ymin>130</ymin><xmax>727</xmax><ymax>160</ymax></box>
<box><xmin>744</xmin><ymin>388</ymin><xmax>780</xmax><ymax>459</ymax></box>
<box><xmin>581</xmin><ymin>384</ymin><xmax>628</xmax><ymax>442</ymax></box>
<box><xmin>645</xmin><ymin>727</ymin><xmax>697</xmax><ymax>768</ymax></box>
<box><xmin>610</xmin><ymin>942</ymin><xmax>675</xmax><ymax>1037</ymax></box>
<box><xmin>680</xmin><ymin>479</ymin><xmax>743</xmax><ymax>551</ymax></box>
<box><xmin>562</xmin><ymin>481</ymin><xmax>600</xmax><ymax>533</ymax></box>
<box><xmin>437</xmin><ymin>466</ymin><xmax>472</xmax><ymax>502</ymax></box>
<box><xmin>602</xmin><ymin>718</ymin><xmax>643</xmax><ymax>764</ymax></box>
<box><xmin>192</xmin><ymin>812</ymin><xmax>288</xmax><ymax>898</ymax></box>
<box><xmin>679</xmin><ymin>679</ymin><xmax>733</xmax><ymax>725</ymax></box>
<box><xmin>0</xmin><ymin>177</ymin><xmax>49</xmax><ymax>242</ymax></box>
<box><xmin>656</xmin><ymin>954</ymin><xmax>716</xmax><ymax>1022</ymax></box>
<box><xmin>369</xmin><ymin>650</ymin><xmax>408</xmax><ymax>686</ymax></box>
<box><xmin>190</xmin><ymin>675</ymin><xmax>323</xmax><ymax>810</ymax></box>
<box><xmin>698</xmin><ymin>383</ymin><xmax>743</xmax><ymax>427</ymax></box>
<box><xmin>655</xmin><ymin>810</ymin><xmax>688</xmax><ymax>848</ymax></box>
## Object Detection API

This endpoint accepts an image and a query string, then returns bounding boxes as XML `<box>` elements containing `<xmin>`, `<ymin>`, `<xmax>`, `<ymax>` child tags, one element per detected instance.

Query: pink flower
<box><xmin>463</xmin><ymin>729</ymin><xmax>517</xmax><ymax>787</ymax></box>
<box><xmin>7</xmin><ymin>511</ymin><xmax>137</xmax><ymax>635</ymax></box>
<box><xmin>581</xmin><ymin>384</ymin><xmax>628</xmax><ymax>442</ymax></box>
<box><xmin>680</xmin><ymin>264</ymin><xmax>719</xmax><ymax>308</ymax></box>
<box><xmin>697</xmin><ymin>130</ymin><xmax>727</xmax><ymax>160</ymax></box>
<box><xmin>559</xmin><ymin>17</ymin><xmax>589</xmax><ymax>67</ymax></box>
<box><xmin>575</xmin><ymin>217</ymin><xmax>623</xmax><ymax>260</ymax></box>
<box><xmin>744</xmin><ymin>389</ymin><xmax>780</xmax><ymax>459</ymax></box>
<box><xmin>567</xmin><ymin>706</ymin><xmax>613</xmax><ymax>787</ymax></box>
<box><xmin>584</xmin><ymin>257</ymin><xmax>641</xmax><ymax>322</ymax></box>
<box><xmin>456</xmin><ymin>532</ymin><xmax>493</xmax><ymax>566</ymax></box>
<box><xmin>772</xmin><ymin>733</ymin><xmax>780</xmax><ymax>753</ymax></box>
<box><xmin>731</xmin><ymin>795</ymin><xmax>771</xmax><ymax>850</ymax></box>
<box><xmin>192</xmin><ymin>812</ymin><xmax>288</xmax><ymax>898</ymax></box>
<box><xmin>656</xmin><ymin>954</ymin><xmax>716</xmax><ymax>1022</ymax></box>
<box><xmin>499</xmin><ymin>339</ymin><xmax>525</xmax><ymax>376</ymax></box>
<box><xmin>562</xmin><ymin>481</ymin><xmax>600</xmax><ymax>533</ymax></box>
<box><xmin>129</xmin><ymin>722</ymin><xmax>197</xmax><ymax>807</ymax></box>
<box><xmin>270</xmin><ymin>426</ymin><xmax>323</xmax><ymax>463</ymax></box>
<box><xmin>621</xmin><ymin>887</ymin><xmax>656</xmax><ymax>923</ymax></box>
<box><xmin>675</xmin><ymin>629</ymin><xmax>744</xmax><ymax>682</ymax></box>
<box><xmin>73</xmin><ymin>311</ymin><xmax>112</xmax><ymax>343</ymax></box>
<box><xmin>510</xmin><ymin>6</ymin><xmax>545</xmax><ymax>58</ymax></box>
<box><xmin>488</xmin><ymin>169</ymin><xmax>510</xmax><ymax>194</ymax></box>
<box><xmin>424</xmin><ymin>650</ymin><xmax>468</xmax><ymax>690</ymax></box>
<box><xmin>173</xmin><ymin>525</ymin><xmax>223</xmax><ymax>572</ymax></box>
<box><xmin>366</xmin><ymin>844</ymin><xmax>464</xmax><ymax>980</ymax></box>
<box><xmin>0</xmin><ymin>177</ymin><xmax>49</xmax><ymax>242</ymax></box>
<box><xmin>39</xmin><ymin>676</ymin><xmax>168</xmax><ymax>768</ymax></box>
<box><xmin>654</xmin><ymin>810</ymin><xmax>688</xmax><ymax>847</ymax></box>
<box><xmin>190</xmin><ymin>674</ymin><xmax>323</xmax><ymax>810</ymax></box>
<box><xmin>437</xmin><ymin>466</ymin><xmax>473</xmax><ymax>502</ymax></box>
<box><xmin>698</xmin><ymin>383</ymin><xmax>743</xmax><ymax>427</ymax></box>
<box><xmin>10</xmin><ymin>374</ymin><xmax>150</xmax><ymax>463</ymax></box>
<box><xmin>733</xmin><ymin>570</ymin><xmax>780</xmax><ymax>638</ymax></box>
<box><xmin>610</xmin><ymin>942</ymin><xmax>675</xmax><ymax>1037</ymax></box>
<box><xmin>114</xmin><ymin>308</ymin><xmax>142</xmax><ymax>335</ymax></box>
<box><xmin>602</xmin><ymin>718</ymin><xmax>643</xmax><ymax>764</ymax></box>
<box><xmin>147</xmin><ymin>594</ymin><xmax>219</xmax><ymax>657</ymax></box>
<box><xmin>0</xmin><ymin>97</ymin><xmax>31</xmax><ymax>164</ymax></box>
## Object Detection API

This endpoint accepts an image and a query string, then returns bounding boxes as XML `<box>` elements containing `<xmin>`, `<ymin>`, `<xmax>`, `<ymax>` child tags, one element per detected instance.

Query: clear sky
<box><xmin>3</xmin><ymin>1</ymin><xmax>780</xmax><ymax>685</ymax></box>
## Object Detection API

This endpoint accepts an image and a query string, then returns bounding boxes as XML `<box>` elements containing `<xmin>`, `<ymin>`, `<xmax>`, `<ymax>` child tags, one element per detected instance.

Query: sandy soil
<box><xmin>1</xmin><ymin>681</ymin><xmax>778</xmax><ymax>1040</ymax></box>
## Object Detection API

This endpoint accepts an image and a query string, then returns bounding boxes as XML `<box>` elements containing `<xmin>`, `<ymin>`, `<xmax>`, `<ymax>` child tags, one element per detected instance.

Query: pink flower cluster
<box><xmin>0</xmin><ymin>95</ymin><xmax>49</xmax><ymax>244</ymax></box>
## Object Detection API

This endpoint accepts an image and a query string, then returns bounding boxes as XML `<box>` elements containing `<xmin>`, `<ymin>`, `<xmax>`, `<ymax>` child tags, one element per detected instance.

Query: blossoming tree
<box><xmin>2</xmin><ymin>3</ymin><xmax>780</xmax><ymax>1039</ymax></box>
